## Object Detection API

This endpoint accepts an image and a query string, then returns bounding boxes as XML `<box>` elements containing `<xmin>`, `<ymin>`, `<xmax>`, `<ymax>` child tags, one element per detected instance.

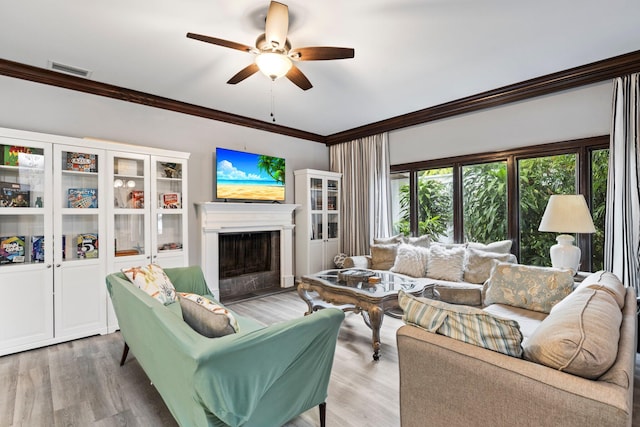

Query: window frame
<box><xmin>390</xmin><ymin>135</ymin><xmax>609</xmax><ymax>272</ymax></box>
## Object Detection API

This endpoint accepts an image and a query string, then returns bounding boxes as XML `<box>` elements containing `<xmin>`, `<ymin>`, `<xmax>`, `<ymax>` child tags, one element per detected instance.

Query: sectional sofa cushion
<box><xmin>483</xmin><ymin>262</ymin><xmax>574</xmax><ymax>313</ymax></box>
<box><xmin>373</xmin><ymin>234</ymin><xmax>404</xmax><ymax>245</ymax></box>
<box><xmin>178</xmin><ymin>292</ymin><xmax>239</xmax><ymax>338</ymax></box>
<box><xmin>523</xmin><ymin>285</ymin><xmax>623</xmax><ymax>379</ymax></box>
<box><xmin>398</xmin><ymin>290</ymin><xmax>523</xmax><ymax>357</ymax></box>
<box><xmin>390</xmin><ymin>243</ymin><xmax>429</xmax><ymax>277</ymax></box>
<box><xmin>463</xmin><ymin>248</ymin><xmax>517</xmax><ymax>284</ymax></box>
<box><xmin>427</xmin><ymin>244</ymin><xmax>466</xmax><ymax>282</ymax></box>
<box><xmin>571</xmin><ymin>270</ymin><xmax>626</xmax><ymax>309</ymax></box>
<box><xmin>404</xmin><ymin>235</ymin><xmax>431</xmax><ymax>248</ymax></box>
<box><xmin>121</xmin><ymin>263</ymin><xmax>177</xmax><ymax>305</ymax></box>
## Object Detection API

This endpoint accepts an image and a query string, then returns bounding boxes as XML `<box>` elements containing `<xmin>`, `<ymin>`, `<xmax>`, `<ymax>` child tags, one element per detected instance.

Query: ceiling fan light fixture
<box><xmin>255</xmin><ymin>52</ymin><xmax>292</xmax><ymax>80</ymax></box>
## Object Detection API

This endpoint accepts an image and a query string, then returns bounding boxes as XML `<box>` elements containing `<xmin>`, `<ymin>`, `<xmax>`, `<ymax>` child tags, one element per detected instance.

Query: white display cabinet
<box><xmin>294</xmin><ymin>169</ymin><xmax>342</xmax><ymax>278</ymax></box>
<box><xmin>0</xmin><ymin>127</ymin><xmax>190</xmax><ymax>355</ymax></box>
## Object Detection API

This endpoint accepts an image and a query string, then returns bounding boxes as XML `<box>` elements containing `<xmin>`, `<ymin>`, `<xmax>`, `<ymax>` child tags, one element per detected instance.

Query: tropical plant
<box><xmin>462</xmin><ymin>162</ymin><xmax>507</xmax><ymax>243</ymax></box>
<box><xmin>257</xmin><ymin>155</ymin><xmax>285</xmax><ymax>184</ymax></box>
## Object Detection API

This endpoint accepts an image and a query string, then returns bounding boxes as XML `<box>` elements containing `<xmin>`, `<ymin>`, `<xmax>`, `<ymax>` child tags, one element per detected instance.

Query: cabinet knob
<box><xmin>146</xmin><ymin>256</ymin><xmax>151</xmax><ymax>259</ymax></box>
<box><xmin>47</xmin><ymin>264</ymin><xmax>52</xmax><ymax>268</ymax></box>
<box><xmin>55</xmin><ymin>264</ymin><xmax>61</xmax><ymax>267</ymax></box>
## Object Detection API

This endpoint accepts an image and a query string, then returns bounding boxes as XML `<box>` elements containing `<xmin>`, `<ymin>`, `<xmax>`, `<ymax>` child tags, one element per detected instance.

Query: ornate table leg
<box><xmin>367</xmin><ymin>306</ymin><xmax>384</xmax><ymax>361</ymax></box>
<box><xmin>297</xmin><ymin>283</ymin><xmax>315</xmax><ymax>315</ymax></box>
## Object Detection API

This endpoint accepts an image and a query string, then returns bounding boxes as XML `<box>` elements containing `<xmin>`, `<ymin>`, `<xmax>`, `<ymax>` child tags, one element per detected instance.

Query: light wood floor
<box><xmin>1</xmin><ymin>290</ymin><xmax>640</xmax><ymax>426</ymax></box>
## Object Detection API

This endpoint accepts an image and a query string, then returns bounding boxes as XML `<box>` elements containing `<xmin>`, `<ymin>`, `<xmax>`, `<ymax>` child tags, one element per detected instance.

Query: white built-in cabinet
<box><xmin>0</xmin><ymin>127</ymin><xmax>189</xmax><ymax>355</ymax></box>
<box><xmin>294</xmin><ymin>169</ymin><xmax>342</xmax><ymax>278</ymax></box>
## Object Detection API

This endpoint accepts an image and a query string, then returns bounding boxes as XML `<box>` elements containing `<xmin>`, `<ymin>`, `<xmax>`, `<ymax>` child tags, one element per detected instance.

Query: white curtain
<box><xmin>329</xmin><ymin>133</ymin><xmax>393</xmax><ymax>256</ymax></box>
<box><xmin>605</xmin><ymin>73</ymin><xmax>640</xmax><ymax>291</ymax></box>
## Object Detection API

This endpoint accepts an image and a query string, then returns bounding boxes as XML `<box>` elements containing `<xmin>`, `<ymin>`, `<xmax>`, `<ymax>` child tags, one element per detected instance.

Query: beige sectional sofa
<box><xmin>396</xmin><ymin>269</ymin><xmax>636</xmax><ymax>427</ymax></box>
<box><xmin>343</xmin><ymin>237</ymin><xmax>517</xmax><ymax>306</ymax></box>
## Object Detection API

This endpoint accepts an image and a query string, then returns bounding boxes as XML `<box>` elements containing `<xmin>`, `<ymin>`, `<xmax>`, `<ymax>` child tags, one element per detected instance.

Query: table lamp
<box><xmin>538</xmin><ymin>194</ymin><xmax>596</xmax><ymax>274</ymax></box>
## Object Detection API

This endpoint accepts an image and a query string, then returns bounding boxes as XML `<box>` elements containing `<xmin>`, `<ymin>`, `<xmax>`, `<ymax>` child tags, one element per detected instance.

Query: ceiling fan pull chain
<box><xmin>270</xmin><ymin>81</ymin><xmax>276</xmax><ymax>123</ymax></box>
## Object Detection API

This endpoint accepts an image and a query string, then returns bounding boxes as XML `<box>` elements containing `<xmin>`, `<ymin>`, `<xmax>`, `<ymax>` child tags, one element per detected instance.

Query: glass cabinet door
<box><xmin>0</xmin><ymin>139</ymin><xmax>50</xmax><ymax>266</ymax></box>
<box><xmin>111</xmin><ymin>154</ymin><xmax>149</xmax><ymax>259</ymax></box>
<box><xmin>152</xmin><ymin>157</ymin><xmax>186</xmax><ymax>267</ymax></box>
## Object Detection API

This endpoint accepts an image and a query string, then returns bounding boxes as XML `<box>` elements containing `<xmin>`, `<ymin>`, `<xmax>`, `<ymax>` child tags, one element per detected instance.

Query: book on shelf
<box><xmin>159</xmin><ymin>162</ymin><xmax>181</xmax><ymax>178</ymax></box>
<box><xmin>159</xmin><ymin>192</ymin><xmax>181</xmax><ymax>209</ymax></box>
<box><xmin>3</xmin><ymin>145</ymin><xmax>43</xmax><ymax>166</ymax></box>
<box><xmin>0</xmin><ymin>181</ymin><xmax>30</xmax><ymax>207</ymax></box>
<box><xmin>0</xmin><ymin>235</ymin><xmax>26</xmax><ymax>264</ymax></box>
<box><xmin>77</xmin><ymin>233</ymin><xmax>98</xmax><ymax>258</ymax></box>
<box><xmin>68</xmin><ymin>188</ymin><xmax>98</xmax><ymax>208</ymax></box>
<box><xmin>65</xmin><ymin>152</ymin><xmax>98</xmax><ymax>173</ymax></box>
<box><xmin>128</xmin><ymin>190</ymin><xmax>144</xmax><ymax>209</ymax></box>
<box><xmin>31</xmin><ymin>236</ymin><xmax>45</xmax><ymax>263</ymax></box>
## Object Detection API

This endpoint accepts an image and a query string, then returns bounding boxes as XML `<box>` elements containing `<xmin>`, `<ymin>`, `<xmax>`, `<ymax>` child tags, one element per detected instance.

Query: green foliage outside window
<box><xmin>393</xmin><ymin>149</ymin><xmax>609</xmax><ymax>270</ymax></box>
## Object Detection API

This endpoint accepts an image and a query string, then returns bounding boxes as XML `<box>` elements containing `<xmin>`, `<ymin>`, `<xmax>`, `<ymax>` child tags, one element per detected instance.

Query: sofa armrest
<box><xmin>343</xmin><ymin>255</ymin><xmax>372</xmax><ymax>269</ymax></box>
<box><xmin>397</xmin><ymin>320</ymin><xmax>633</xmax><ymax>427</ymax></box>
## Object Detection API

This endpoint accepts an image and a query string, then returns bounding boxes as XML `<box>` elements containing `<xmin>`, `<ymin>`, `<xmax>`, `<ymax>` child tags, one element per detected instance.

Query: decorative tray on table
<box><xmin>338</xmin><ymin>269</ymin><xmax>377</xmax><ymax>285</ymax></box>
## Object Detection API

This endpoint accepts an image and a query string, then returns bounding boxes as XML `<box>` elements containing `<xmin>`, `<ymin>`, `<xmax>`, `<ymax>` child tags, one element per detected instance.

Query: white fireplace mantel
<box><xmin>196</xmin><ymin>202</ymin><xmax>299</xmax><ymax>299</ymax></box>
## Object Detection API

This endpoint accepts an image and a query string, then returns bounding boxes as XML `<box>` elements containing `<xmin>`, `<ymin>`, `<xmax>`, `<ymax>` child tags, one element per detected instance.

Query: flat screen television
<box><xmin>215</xmin><ymin>147</ymin><xmax>285</xmax><ymax>202</ymax></box>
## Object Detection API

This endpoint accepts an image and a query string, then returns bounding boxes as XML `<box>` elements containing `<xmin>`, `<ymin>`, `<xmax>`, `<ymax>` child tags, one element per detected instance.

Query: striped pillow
<box><xmin>398</xmin><ymin>290</ymin><xmax>523</xmax><ymax>357</ymax></box>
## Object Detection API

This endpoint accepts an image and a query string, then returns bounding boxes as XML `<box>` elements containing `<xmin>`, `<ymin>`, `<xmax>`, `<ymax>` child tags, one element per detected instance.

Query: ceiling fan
<box><xmin>186</xmin><ymin>1</ymin><xmax>355</xmax><ymax>90</ymax></box>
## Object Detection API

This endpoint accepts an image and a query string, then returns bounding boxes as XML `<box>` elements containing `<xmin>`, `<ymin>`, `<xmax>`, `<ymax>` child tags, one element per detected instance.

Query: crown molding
<box><xmin>325</xmin><ymin>49</ymin><xmax>640</xmax><ymax>145</ymax></box>
<box><xmin>0</xmin><ymin>58</ymin><xmax>325</xmax><ymax>143</ymax></box>
<box><xmin>2</xmin><ymin>50</ymin><xmax>640</xmax><ymax>147</ymax></box>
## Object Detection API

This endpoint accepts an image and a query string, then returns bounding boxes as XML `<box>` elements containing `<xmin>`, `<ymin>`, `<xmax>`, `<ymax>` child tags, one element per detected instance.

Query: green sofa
<box><xmin>106</xmin><ymin>266</ymin><xmax>345</xmax><ymax>427</ymax></box>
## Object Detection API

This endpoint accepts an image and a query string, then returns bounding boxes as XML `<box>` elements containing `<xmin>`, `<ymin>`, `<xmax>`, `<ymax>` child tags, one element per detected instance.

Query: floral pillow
<box><xmin>178</xmin><ymin>293</ymin><xmax>239</xmax><ymax>338</ymax></box>
<box><xmin>121</xmin><ymin>263</ymin><xmax>177</xmax><ymax>305</ymax></box>
<box><xmin>483</xmin><ymin>262</ymin><xmax>574</xmax><ymax>313</ymax></box>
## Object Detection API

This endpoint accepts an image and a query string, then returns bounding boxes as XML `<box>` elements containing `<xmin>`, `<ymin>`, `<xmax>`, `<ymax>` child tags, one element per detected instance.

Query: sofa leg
<box><xmin>319</xmin><ymin>402</ymin><xmax>326</xmax><ymax>427</ymax></box>
<box><xmin>120</xmin><ymin>342</ymin><xmax>129</xmax><ymax>366</ymax></box>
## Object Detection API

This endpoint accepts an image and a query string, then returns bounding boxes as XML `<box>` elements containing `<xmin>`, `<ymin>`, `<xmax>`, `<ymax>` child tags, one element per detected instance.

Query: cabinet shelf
<box><xmin>61</xmin><ymin>170</ymin><xmax>98</xmax><ymax>176</ymax></box>
<box><xmin>0</xmin><ymin>207</ymin><xmax>44</xmax><ymax>215</ymax></box>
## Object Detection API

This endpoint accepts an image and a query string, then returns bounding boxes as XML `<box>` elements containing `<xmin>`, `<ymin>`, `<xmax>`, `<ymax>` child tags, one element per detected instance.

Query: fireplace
<box><xmin>196</xmin><ymin>202</ymin><xmax>299</xmax><ymax>300</ymax></box>
<box><xmin>218</xmin><ymin>231</ymin><xmax>280</xmax><ymax>299</ymax></box>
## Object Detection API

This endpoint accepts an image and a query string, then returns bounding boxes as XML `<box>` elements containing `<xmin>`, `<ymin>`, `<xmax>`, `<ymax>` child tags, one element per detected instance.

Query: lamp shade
<box><xmin>538</xmin><ymin>194</ymin><xmax>596</xmax><ymax>234</ymax></box>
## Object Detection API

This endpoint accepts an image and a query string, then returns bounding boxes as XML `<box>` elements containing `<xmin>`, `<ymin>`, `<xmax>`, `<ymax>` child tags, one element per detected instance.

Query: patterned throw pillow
<box><xmin>426</xmin><ymin>244</ymin><xmax>465</xmax><ymax>281</ymax></box>
<box><xmin>398</xmin><ymin>290</ymin><xmax>523</xmax><ymax>357</ymax></box>
<box><xmin>390</xmin><ymin>244</ymin><xmax>429</xmax><ymax>277</ymax></box>
<box><xmin>122</xmin><ymin>263</ymin><xmax>177</xmax><ymax>305</ymax></box>
<box><xmin>463</xmin><ymin>248</ymin><xmax>517</xmax><ymax>284</ymax></box>
<box><xmin>483</xmin><ymin>262</ymin><xmax>574</xmax><ymax>313</ymax></box>
<box><xmin>178</xmin><ymin>293</ymin><xmax>239</xmax><ymax>338</ymax></box>
<box><xmin>333</xmin><ymin>252</ymin><xmax>348</xmax><ymax>268</ymax></box>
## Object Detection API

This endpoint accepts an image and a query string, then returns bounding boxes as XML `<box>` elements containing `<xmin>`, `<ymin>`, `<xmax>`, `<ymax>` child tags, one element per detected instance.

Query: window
<box><xmin>462</xmin><ymin>161</ymin><xmax>507</xmax><ymax>244</ymax></box>
<box><xmin>517</xmin><ymin>154</ymin><xmax>576</xmax><ymax>266</ymax></box>
<box><xmin>390</xmin><ymin>136</ymin><xmax>608</xmax><ymax>272</ymax></box>
<box><xmin>390</xmin><ymin>172</ymin><xmax>409</xmax><ymax>235</ymax></box>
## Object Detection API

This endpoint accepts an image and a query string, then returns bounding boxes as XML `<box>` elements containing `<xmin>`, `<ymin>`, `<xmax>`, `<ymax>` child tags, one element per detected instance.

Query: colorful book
<box><xmin>0</xmin><ymin>236</ymin><xmax>26</xmax><ymax>264</ymax></box>
<box><xmin>31</xmin><ymin>236</ymin><xmax>45</xmax><ymax>263</ymax></box>
<box><xmin>77</xmin><ymin>233</ymin><xmax>98</xmax><ymax>258</ymax></box>
<box><xmin>128</xmin><ymin>190</ymin><xmax>144</xmax><ymax>209</ymax></box>
<box><xmin>68</xmin><ymin>188</ymin><xmax>98</xmax><ymax>208</ymax></box>
<box><xmin>65</xmin><ymin>152</ymin><xmax>98</xmax><ymax>173</ymax></box>
<box><xmin>3</xmin><ymin>146</ymin><xmax>33</xmax><ymax>166</ymax></box>
<box><xmin>160</xmin><ymin>192</ymin><xmax>181</xmax><ymax>209</ymax></box>
<box><xmin>0</xmin><ymin>182</ymin><xmax>30</xmax><ymax>207</ymax></box>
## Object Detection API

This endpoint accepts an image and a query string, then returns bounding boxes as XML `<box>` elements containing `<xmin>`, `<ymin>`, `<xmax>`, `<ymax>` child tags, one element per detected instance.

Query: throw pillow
<box><xmin>333</xmin><ymin>252</ymin><xmax>348</xmax><ymax>269</ymax></box>
<box><xmin>426</xmin><ymin>244</ymin><xmax>465</xmax><ymax>282</ymax></box>
<box><xmin>463</xmin><ymin>248</ymin><xmax>517</xmax><ymax>284</ymax></box>
<box><xmin>404</xmin><ymin>235</ymin><xmax>431</xmax><ymax>248</ymax></box>
<box><xmin>178</xmin><ymin>293</ymin><xmax>239</xmax><ymax>338</ymax></box>
<box><xmin>370</xmin><ymin>244</ymin><xmax>399</xmax><ymax>270</ymax></box>
<box><xmin>373</xmin><ymin>234</ymin><xmax>404</xmax><ymax>245</ymax></box>
<box><xmin>571</xmin><ymin>270</ymin><xmax>626</xmax><ymax>309</ymax></box>
<box><xmin>390</xmin><ymin>243</ymin><xmax>429</xmax><ymax>277</ymax></box>
<box><xmin>467</xmin><ymin>239</ymin><xmax>512</xmax><ymax>254</ymax></box>
<box><xmin>122</xmin><ymin>263</ymin><xmax>177</xmax><ymax>305</ymax></box>
<box><xmin>523</xmin><ymin>286</ymin><xmax>622</xmax><ymax>379</ymax></box>
<box><xmin>483</xmin><ymin>262</ymin><xmax>574</xmax><ymax>313</ymax></box>
<box><xmin>398</xmin><ymin>290</ymin><xmax>523</xmax><ymax>357</ymax></box>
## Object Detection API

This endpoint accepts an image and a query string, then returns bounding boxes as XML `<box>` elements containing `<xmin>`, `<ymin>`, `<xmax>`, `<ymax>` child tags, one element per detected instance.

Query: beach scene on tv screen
<box><xmin>216</xmin><ymin>148</ymin><xmax>285</xmax><ymax>201</ymax></box>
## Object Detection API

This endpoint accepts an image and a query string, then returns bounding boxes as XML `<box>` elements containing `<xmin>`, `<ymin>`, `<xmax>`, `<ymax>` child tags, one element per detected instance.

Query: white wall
<box><xmin>0</xmin><ymin>76</ymin><xmax>330</xmax><ymax>265</ymax></box>
<box><xmin>388</xmin><ymin>81</ymin><xmax>613</xmax><ymax>164</ymax></box>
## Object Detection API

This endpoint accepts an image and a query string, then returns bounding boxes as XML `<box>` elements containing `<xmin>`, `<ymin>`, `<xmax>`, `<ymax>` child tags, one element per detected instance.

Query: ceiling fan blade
<box><xmin>227</xmin><ymin>63</ymin><xmax>260</xmax><ymax>84</ymax></box>
<box><xmin>187</xmin><ymin>32</ymin><xmax>254</xmax><ymax>53</ymax></box>
<box><xmin>289</xmin><ymin>47</ymin><xmax>355</xmax><ymax>61</ymax></box>
<box><xmin>265</xmin><ymin>1</ymin><xmax>289</xmax><ymax>49</ymax></box>
<box><xmin>286</xmin><ymin>65</ymin><xmax>312</xmax><ymax>91</ymax></box>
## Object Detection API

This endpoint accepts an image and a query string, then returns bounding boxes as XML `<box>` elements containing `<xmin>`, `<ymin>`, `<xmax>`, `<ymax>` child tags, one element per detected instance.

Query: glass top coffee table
<box><xmin>298</xmin><ymin>269</ymin><xmax>433</xmax><ymax>360</ymax></box>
